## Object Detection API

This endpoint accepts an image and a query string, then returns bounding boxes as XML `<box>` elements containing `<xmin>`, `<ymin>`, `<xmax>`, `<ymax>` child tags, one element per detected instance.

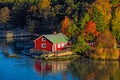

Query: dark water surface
<box><xmin>0</xmin><ymin>37</ymin><xmax>120</xmax><ymax>80</ymax></box>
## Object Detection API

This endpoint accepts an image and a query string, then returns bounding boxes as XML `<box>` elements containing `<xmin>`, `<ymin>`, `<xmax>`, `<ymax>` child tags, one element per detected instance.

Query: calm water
<box><xmin>0</xmin><ymin>37</ymin><xmax>120</xmax><ymax>80</ymax></box>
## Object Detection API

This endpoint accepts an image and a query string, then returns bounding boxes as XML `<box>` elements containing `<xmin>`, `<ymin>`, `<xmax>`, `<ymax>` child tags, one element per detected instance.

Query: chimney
<box><xmin>53</xmin><ymin>31</ymin><xmax>57</xmax><ymax>35</ymax></box>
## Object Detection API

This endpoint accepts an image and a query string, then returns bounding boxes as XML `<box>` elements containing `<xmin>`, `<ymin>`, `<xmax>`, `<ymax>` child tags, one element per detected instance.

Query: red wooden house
<box><xmin>34</xmin><ymin>33</ymin><xmax>70</xmax><ymax>52</ymax></box>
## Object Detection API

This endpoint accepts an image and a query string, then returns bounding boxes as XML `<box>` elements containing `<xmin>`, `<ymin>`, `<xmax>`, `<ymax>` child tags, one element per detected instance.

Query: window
<box><xmin>42</xmin><ymin>37</ymin><xmax>46</xmax><ymax>41</ymax></box>
<box><xmin>41</xmin><ymin>43</ymin><xmax>46</xmax><ymax>48</ymax></box>
<box><xmin>61</xmin><ymin>43</ymin><xmax>64</xmax><ymax>47</ymax></box>
<box><xmin>58</xmin><ymin>44</ymin><xmax>60</xmax><ymax>48</ymax></box>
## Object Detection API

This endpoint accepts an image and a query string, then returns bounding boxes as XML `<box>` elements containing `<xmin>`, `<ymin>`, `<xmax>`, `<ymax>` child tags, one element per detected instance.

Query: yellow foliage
<box><xmin>30</xmin><ymin>5</ymin><xmax>37</xmax><ymax>12</ymax></box>
<box><xmin>0</xmin><ymin>7</ymin><xmax>10</xmax><ymax>23</ymax></box>
<box><xmin>112</xmin><ymin>8</ymin><xmax>120</xmax><ymax>30</ymax></box>
<box><xmin>18</xmin><ymin>0</ymin><xmax>24</xmax><ymax>2</ymax></box>
<box><xmin>38</xmin><ymin>0</ymin><xmax>51</xmax><ymax>9</ymax></box>
<box><xmin>92</xmin><ymin>0</ymin><xmax>112</xmax><ymax>26</ymax></box>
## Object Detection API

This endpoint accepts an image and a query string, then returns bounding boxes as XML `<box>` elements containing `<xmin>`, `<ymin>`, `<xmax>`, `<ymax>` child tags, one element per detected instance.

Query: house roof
<box><xmin>43</xmin><ymin>33</ymin><xmax>69</xmax><ymax>44</ymax></box>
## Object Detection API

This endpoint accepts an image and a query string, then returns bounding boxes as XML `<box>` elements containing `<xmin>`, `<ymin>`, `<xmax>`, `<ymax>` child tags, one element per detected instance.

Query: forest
<box><xmin>0</xmin><ymin>0</ymin><xmax>120</xmax><ymax>59</ymax></box>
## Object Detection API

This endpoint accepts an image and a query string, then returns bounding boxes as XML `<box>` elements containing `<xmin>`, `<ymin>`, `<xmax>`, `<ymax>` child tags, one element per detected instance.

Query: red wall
<box><xmin>34</xmin><ymin>36</ymin><xmax>53</xmax><ymax>51</ymax></box>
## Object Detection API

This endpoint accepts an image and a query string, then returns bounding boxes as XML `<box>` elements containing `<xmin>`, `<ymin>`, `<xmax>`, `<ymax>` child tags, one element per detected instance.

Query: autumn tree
<box><xmin>83</xmin><ymin>21</ymin><xmax>99</xmax><ymax>38</ymax></box>
<box><xmin>61</xmin><ymin>16</ymin><xmax>71</xmax><ymax>36</ymax></box>
<box><xmin>111</xmin><ymin>6</ymin><xmax>120</xmax><ymax>41</ymax></box>
<box><xmin>96</xmin><ymin>29</ymin><xmax>117</xmax><ymax>48</ymax></box>
<box><xmin>0</xmin><ymin>7</ymin><xmax>10</xmax><ymax>29</ymax></box>
<box><xmin>38</xmin><ymin>0</ymin><xmax>51</xmax><ymax>18</ymax></box>
<box><xmin>88</xmin><ymin>0</ymin><xmax>112</xmax><ymax>32</ymax></box>
<box><xmin>110</xmin><ymin>0</ymin><xmax>119</xmax><ymax>6</ymax></box>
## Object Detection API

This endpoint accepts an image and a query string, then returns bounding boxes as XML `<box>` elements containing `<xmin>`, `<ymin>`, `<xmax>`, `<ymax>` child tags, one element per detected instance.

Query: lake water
<box><xmin>0</xmin><ymin>37</ymin><xmax>120</xmax><ymax>80</ymax></box>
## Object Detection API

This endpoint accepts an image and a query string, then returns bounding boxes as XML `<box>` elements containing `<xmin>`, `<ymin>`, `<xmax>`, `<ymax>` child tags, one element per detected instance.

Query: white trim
<box><xmin>34</xmin><ymin>36</ymin><xmax>43</xmax><ymax>42</ymax></box>
<box><xmin>41</xmin><ymin>43</ymin><xmax>46</xmax><ymax>48</ymax></box>
<box><xmin>58</xmin><ymin>44</ymin><xmax>60</xmax><ymax>48</ymax></box>
<box><xmin>42</xmin><ymin>37</ymin><xmax>46</xmax><ymax>41</ymax></box>
<box><xmin>54</xmin><ymin>44</ymin><xmax>56</xmax><ymax>51</ymax></box>
<box><xmin>61</xmin><ymin>43</ymin><xmax>64</xmax><ymax>47</ymax></box>
<box><xmin>34</xmin><ymin>35</ymin><xmax>53</xmax><ymax>44</ymax></box>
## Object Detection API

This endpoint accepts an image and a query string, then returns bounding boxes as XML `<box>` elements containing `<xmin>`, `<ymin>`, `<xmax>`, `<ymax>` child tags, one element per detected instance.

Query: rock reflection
<box><xmin>0</xmin><ymin>37</ymin><xmax>33</xmax><ymax>54</ymax></box>
<box><xmin>68</xmin><ymin>60</ymin><xmax>120</xmax><ymax>80</ymax></box>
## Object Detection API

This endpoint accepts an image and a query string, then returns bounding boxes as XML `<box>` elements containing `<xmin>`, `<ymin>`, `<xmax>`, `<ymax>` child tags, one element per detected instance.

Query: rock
<box><xmin>8</xmin><ymin>54</ymin><xmax>20</xmax><ymax>58</ymax></box>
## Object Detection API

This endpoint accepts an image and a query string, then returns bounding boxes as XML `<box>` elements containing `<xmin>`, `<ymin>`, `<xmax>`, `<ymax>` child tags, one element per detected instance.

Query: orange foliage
<box><xmin>84</xmin><ymin>21</ymin><xmax>99</xmax><ymax>36</ymax></box>
<box><xmin>61</xmin><ymin>16</ymin><xmax>70</xmax><ymax>36</ymax></box>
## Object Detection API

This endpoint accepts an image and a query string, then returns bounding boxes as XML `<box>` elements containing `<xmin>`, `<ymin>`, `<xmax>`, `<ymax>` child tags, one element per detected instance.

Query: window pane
<box><xmin>61</xmin><ymin>43</ymin><xmax>64</xmax><ymax>47</ymax></box>
<box><xmin>42</xmin><ymin>43</ymin><xmax>46</xmax><ymax>48</ymax></box>
<box><xmin>42</xmin><ymin>38</ymin><xmax>46</xmax><ymax>41</ymax></box>
<box><xmin>58</xmin><ymin>44</ymin><xmax>60</xmax><ymax>48</ymax></box>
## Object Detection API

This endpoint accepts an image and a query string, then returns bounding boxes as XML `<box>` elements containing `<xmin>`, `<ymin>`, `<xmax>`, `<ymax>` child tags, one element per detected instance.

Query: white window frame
<box><xmin>61</xmin><ymin>43</ymin><xmax>64</xmax><ymax>47</ymax></box>
<box><xmin>41</xmin><ymin>43</ymin><xmax>46</xmax><ymax>48</ymax></box>
<box><xmin>58</xmin><ymin>44</ymin><xmax>60</xmax><ymax>48</ymax></box>
<box><xmin>42</xmin><ymin>37</ymin><xmax>46</xmax><ymax>41</ymax></box>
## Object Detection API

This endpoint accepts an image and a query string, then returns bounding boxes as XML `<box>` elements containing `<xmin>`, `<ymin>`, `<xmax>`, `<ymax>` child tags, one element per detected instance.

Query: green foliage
<box><xmin>27</xmin><ymin>20</ymin><xmax>37</xmax><ymax>33</ymax></box>
<box><xmin>110</xmin><ymin>0</ymin><xmax>119</xmax><ymax>6</ymax></box>
<box><xmin>92</xmin><ymin>7</ymin><xmax>107</xmax><ymax>32</ymax></box>
<box><xmin>68</xmin><ymin>23</ymin><xmax>79</xmax><ymax>38</ymax></box>
<box><xmin>73</xmin><ymin>36</ymin><xmax>90</xmax><ymax>53</ymax></box>
<box><xmin>80</xmin><ymin>12</ymin><xmax>90</xmax><ymax>30</ymax></box>
<box><xmin>0</xmin><ymin>0</ymin><xmax>14</xmax><ymax>3</ymax></box>
<box><xmin>111</xmin><ymin>7</ymin><xmax>120</xmax><ymax>41</ymax></box>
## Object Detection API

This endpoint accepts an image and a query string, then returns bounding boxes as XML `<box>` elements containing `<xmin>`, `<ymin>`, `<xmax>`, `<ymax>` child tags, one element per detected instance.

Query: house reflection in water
<box><xmin>34</xmin><ymin>61</ymin><xmax>52</xmax><ymax>74</ymax></box>
<box><xmin>34</xmin><ymin>60</ymin><xmax>70</xmax><ymax>75</ymax></box>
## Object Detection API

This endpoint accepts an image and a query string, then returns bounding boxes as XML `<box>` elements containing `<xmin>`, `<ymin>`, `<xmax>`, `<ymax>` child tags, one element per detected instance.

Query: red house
<box><xmin>34</xmin><ymin>33</ymin><xmax>70</xmax><ymax>52</ymax></box>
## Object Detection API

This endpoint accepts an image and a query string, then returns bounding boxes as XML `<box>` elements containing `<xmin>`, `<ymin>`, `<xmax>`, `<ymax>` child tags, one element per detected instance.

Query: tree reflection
<box><xmin>68</xmin><ymin>59</ymin><xmax>120</xmax><ymax>80</ymax></box>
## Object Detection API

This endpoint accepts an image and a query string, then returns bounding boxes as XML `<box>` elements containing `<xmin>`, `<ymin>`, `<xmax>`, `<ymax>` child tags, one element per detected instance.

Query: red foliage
<box><xmin>84</xmin><ymin>21</ymin><xmax>99</xmax><ymax>37</ymax></box>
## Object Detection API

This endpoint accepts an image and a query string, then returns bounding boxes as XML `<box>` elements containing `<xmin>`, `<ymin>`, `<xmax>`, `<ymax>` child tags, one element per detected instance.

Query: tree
<box><xmin>111</xmin><ymin>7</ymin><xmax>120</xmax><ymax>41</ymax></box>
<box><xmin>38</xmin><ymin>0</ymin><xmax>51</xmax><ymax>18</ymax></box>
<box><xmin>0</xmin><ymin>7</ymin><xmax>10</xmax><ymax>24</ymax></box>
<box><xmin>88</xmin><ymin>0</ymin><xmax>112</xmax><ymax>32</ymax></box>
<box><xmin>61</xmin><ymin>16</ymin><xmax>71</xmax><ymax>36</ymax></box>
<box><xmin>80</xmin><ymin>12</ymin><xmax>90</xmax><ymax>30</ymax></box>
<box><xmin>0</xmin><ymin>7</ymin><xmax>10</xmax><ymax>29</ymax></box>
<box><xmin>73</xmin><ymin>35</ymin><xmax>90</xmax><ymax>53</ymax></box>
<box><xmin>83</xmin><ymin>21</ymin><xmax>99</xmax><ymax>37</ymax></box>
<box><xmin>110</xmin><ymin>0</ymin><xmax>119</xmax><ymax>7</ymax></box>
<box><xmin>11</xmin><ymin>1</ymin><xmax>30</xmax><ymax>28</ymax></box>
<box><xmin>96</xmin><ymin>29</ymin><xmax>117</xmax><ymax>48</ymax></box>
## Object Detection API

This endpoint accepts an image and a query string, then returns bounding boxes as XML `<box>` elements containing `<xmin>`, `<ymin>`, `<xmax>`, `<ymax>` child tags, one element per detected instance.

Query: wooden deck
<box><xmin>29</xmin><ymin>48</ymin><xmax>72</xmax><ymax>58</ymax></box>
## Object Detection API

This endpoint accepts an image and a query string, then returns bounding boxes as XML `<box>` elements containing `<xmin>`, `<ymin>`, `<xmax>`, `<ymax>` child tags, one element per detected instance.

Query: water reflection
<box><xmin>34</xmin><ymin>60</ymin><xmax>70</xmax><ymax>75</ymax></box>
<box><xmin>69</xmin><ymin>60</ymin><xmax>120</xmax><ymax>80</ymax></box>
<box><xmin>0</xmin><ymin>37</ymin><xmax>33</xmax><ymax>55</ymax></box>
